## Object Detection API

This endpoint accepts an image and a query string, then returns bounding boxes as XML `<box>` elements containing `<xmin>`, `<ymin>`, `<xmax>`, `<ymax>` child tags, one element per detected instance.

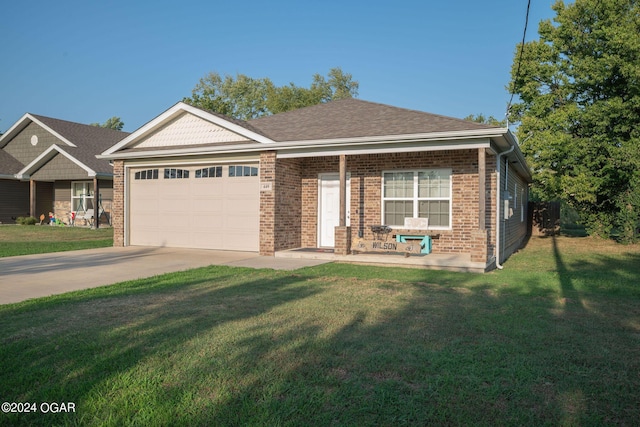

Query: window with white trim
<box><xmin>72</xmin><ymin>181</ymin><xmax>94</xmax><ymax>212</ymax></box>
<box><xmin>382</xmin><ymin>169</ymin><xmax>451</xmax><ymax>228</ymax></box>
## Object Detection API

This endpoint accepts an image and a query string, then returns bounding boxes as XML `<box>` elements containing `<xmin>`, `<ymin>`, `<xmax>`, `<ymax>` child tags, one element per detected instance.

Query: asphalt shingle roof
<box><xmin>248</xmin><ymin>98</ymin><xmax>497</xmax><ymax>142</ymax></box>
<box><xmin>0</xmin><ymin>149</ymin><xmax>23</xmax><ymax>174</ymax></box>
<box><xmin>30</xmin><ymin>115</ymin><xmax>130</xmax><ymax>174</ymax></box>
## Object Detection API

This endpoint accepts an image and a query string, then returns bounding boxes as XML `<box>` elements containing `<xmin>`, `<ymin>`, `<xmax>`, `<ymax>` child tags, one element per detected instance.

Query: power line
<box><xmin>507</xmin><ymin>0</ymin><xmax>532</xmax><ymax>123</ymax></box>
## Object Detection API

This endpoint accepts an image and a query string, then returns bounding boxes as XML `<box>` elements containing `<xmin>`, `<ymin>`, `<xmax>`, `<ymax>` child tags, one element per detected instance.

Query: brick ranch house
<box><xmin>0</xmin><ymin>113</ymin><xmax>128</xmax><ymax>225</ymax></box>
<box><xmin>100</xmin><ymin>99</ymin><xmax>532</xmax><ymax>271</ymax></box>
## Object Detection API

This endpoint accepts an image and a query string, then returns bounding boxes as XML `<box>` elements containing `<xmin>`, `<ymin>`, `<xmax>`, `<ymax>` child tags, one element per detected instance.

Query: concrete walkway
<box><xmin>0</xmin><ymin>247</ymin><xmax>330</xmax><ymax>305</ymax></box>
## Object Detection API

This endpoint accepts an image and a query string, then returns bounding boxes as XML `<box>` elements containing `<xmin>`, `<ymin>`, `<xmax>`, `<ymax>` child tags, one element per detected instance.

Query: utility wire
<box><xmin>506</xmin><ymin>0</ymin><xmax>532</xmax><ymax>124</ymax></box>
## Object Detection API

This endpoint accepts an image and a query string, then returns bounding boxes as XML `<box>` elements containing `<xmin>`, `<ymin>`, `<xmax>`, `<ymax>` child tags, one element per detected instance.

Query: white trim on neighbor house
<box><xmin>0</xmin><ymin>113</ymin><xmax>77</xmax><ymax>148</ymax></box>
<box><xmin>15</xmin><ymin>144</ymin><xmax>96</xmax><ymax>179</ymax></box>
<box><xmin>101</xmin><ymin>102</ymin><xmax>275</xmax><ymax>156</ymax></box>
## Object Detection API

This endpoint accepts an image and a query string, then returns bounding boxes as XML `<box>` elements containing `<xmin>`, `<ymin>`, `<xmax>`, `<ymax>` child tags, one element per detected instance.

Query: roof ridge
<box><xmin>29</xmin><ymin>114</ymin><xmax>130</xmax><ymax>136</ymax></box>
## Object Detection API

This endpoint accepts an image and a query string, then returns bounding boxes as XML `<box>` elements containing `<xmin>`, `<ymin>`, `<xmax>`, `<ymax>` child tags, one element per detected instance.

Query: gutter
<box><xmin>495</xmin><ymin>144</ymin><xmax>515</xmax><ymax>270</ymax></box>
<box><xmin>99</xmin><ymin>128</ymin><xmax>509</xmax><ymax>160</ymax></box>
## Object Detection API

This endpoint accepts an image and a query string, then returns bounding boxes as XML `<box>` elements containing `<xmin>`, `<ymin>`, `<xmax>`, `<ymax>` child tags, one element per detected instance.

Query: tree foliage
<box><xmin>90</xmin><ymin>117</ymin><xmax>125</xmax><ymax>131</ymax></box>
<box><xmin>463</xmin><ymin>113</ymin><xmax>506</xmax><ymax>127</ymax></box>
<box><xmin>509</xmin><ymin>0</ymin><xmax>640</xmax><ymax>242</ymax></box>
<box><xmin>184</xmin><ymin>67</ymin><xmax>359</xmax><ymax>120</ymax></box>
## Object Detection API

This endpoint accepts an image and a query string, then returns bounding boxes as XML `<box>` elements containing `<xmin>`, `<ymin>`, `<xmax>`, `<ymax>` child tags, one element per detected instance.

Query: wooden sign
<box><xmin>351</xmin><ymin>238</ymin><xmax>422</xmax><ymax>254</ymax></box>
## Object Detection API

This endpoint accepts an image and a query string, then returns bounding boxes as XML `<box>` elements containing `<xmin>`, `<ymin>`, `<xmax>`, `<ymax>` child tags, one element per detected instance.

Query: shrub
<box><xmin>16</xmin><ymin>216</ymin><xmax>38</xmax><ymax>226</ymax></box>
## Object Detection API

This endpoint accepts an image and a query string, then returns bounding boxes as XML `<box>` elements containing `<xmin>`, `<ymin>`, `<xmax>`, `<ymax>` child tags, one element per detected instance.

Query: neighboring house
<box><xmin>0</xmin><ymin>114</ymin><xmax>129</xmax><ymax>225</ymax></box>
<box><xmin>101</xmin><ymin>99</ymin><xmax>532</xmax><ymax>271</ymax></box>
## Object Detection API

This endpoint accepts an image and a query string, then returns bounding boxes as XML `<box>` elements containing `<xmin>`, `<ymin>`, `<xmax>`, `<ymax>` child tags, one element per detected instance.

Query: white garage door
<box><xmin>128</xmin><ymin>164</ymin><xmax>259</xmax><ymax>251</ymax></box>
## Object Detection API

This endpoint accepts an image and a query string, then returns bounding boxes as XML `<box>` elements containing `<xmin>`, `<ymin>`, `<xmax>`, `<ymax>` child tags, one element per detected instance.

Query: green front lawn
<box><xmin>0</xmin><ymin>236</ymin><xmax>638</xmax><ymax>426</ymax></box>
<box><xmin>0</xmin><ymin>226</ymin><xmax>113</xmax><ymax>257</ymax></box>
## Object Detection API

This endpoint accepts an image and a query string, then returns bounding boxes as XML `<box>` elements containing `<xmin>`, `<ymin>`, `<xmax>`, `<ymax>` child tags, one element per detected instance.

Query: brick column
<box><xmin>112</xmin><ymin>160</ymin><xmax>125</xmax><ymax>247</ymax></box>
<box><xmin>334</xmin><ymin>226</ymin><xmax>351</xmax><ymax>255</ymax></box>
<box><xmin>259</xmin><ymin>151</ymin><xmax>276</xmax><ymax>255</ymax></box>
<box><xmin>470</xmin><ymin>229</ymin><xmax>488</xmax><ymax>263</ymax></box>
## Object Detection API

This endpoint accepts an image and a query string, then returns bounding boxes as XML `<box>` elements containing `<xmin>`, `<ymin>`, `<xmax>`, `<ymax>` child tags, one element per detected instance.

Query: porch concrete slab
<box><xmin>276</xmin><ymin>249</ymin><xmax>488</xmax><ymax>273</ymax></box>
<box><xmin>0</xmin><ymin>247</ymin><xmax>330</xmax><ymax>305</ymax></box>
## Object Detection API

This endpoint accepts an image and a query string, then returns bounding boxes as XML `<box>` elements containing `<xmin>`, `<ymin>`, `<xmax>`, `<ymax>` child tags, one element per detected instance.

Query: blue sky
<box><xmin>1</xmin><ymin>0</ymin><xmax>556</xmax><ymax>133</ymax></box>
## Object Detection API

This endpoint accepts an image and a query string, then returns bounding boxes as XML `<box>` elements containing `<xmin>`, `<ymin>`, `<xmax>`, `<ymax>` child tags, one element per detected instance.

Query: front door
<box><xmin>318</xmin><ymin>173</ymin><xmax>350</xmax><ymax>247</ymax></box>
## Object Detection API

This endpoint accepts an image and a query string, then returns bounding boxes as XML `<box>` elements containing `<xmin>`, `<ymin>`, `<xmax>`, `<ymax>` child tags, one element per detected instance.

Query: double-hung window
<box><xmin>72</xmin><ymin>181</ymin><xmax>94</xmax><ymax>212</ymax></box>
<box><xmin>382</xmin><ymin>169</ymin><xmax>451</xmax><ymax>229</ymax></box>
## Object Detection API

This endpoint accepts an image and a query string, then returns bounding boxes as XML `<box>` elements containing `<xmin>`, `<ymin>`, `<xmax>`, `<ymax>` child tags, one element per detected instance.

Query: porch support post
<box><xmin>339</xmin><ymin>154</ymin><xmax>347</xmax><ymax>227</ymax></box>
<box><xmin>478</xmin><ymin>148</ymin><xmax>486</xmax><ymax>230</ymax></box>
<box><xmin>29</xmin><ymin>180</ymin><xmax>36</xmax><ymax>218</ymax></box>
<box><xmin>93</xmin><ymin>177</ymin><xmax>100</xmax><ymax>229</ymax></box>
<box><xmin>335</xmin><ymin>154</ymin><xmax>351</xmax><ymax>255</ymax></box>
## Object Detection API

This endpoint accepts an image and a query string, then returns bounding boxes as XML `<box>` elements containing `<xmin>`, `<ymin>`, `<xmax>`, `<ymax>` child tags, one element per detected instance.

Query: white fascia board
<box><xmin>0</xmin><ymin>113</ymin><xmax>77</xmax><ymax>148</ymax></box>
<box><xmin>101</xmin><ymin>102</ymin><xmax>274</xmax><ymax>156</ymax></box>
<box><xmin>277</xmin><ymin>139</ymin><xmax>492</xmax><ymax>158</ymax></box>
<box><xmin>100</xmin><ymin>128</ymin><xmax>504</xmax><ymax>160</ymax></box>
<box><xmin>16</xmin><ymin>145</ymin><xmax>95</xmax><ymax>179</ymax></box>
<box><xmin>0</xmin><ymin>113</ymin><xmax>30</xmax><ymax>148</ymax></box>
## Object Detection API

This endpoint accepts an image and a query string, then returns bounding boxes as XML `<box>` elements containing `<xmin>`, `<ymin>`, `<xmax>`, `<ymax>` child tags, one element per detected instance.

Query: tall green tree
<box><xmin>509</xmin><ymin>0</ymin><xmax>640</xmax><ymax>241</ymax></box>
<box><xmin>463</xmin><ymin>113</ymin><xmax>506</xmax><ymax>127</ymax></box>
<box><xmin>90</xmin><ymin>117</ymin><xmax>125</xmax><ymax>131</ymax></box>
<box><xmin>184</xmin><ymin>67</ymin><xmax>359</xmax><ymax>120</ymax></box>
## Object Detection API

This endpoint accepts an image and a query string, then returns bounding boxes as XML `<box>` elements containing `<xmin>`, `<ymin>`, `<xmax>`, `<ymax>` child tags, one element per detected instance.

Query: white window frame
<box><xmin>381</xmin><ymin>169</ymin><xmax>452</xmax><ymax>230</ymax></box>
<box><xmin>71</xmin><ymin>181</ymin><xmax>94</xmax><ymax>212</ymax></box>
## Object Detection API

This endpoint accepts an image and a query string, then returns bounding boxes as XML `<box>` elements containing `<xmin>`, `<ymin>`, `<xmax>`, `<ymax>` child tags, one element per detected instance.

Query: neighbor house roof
<box><xmin>0</xmin><ymin>113</ymin><xmax>129</xmax><ymax>178</ymax></box>
<box><xmin>0</xmin><ymin>149</ymin><xmax>24</xmax><ymax>176</ymax></box>
<box><xmin>29</xmin><ymin>115</ymin><xmax>129</xmax><ymax>175</ymax></box>
<box><xmin>247</xmin><ymin>98</ymin><xmax>497</xmax><ymax>142</ymax></box>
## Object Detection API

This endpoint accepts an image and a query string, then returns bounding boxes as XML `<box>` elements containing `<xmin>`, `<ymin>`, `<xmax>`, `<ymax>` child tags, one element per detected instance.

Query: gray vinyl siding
<box><xmin>31</xmin><ymin>153</ymin><xmax>90</xmax><ymax>180</ymax></box>
<box><xmin>499</xmin><ymin>158</ymin><xmax>529</xmax><ymax>262</ymax></box>
<box><xmin>0</xmin><ymin>179</ymin><xmax>29</xmax><ymax>223</ymax></box>
<box><xmin>2</xmin><ymin>122</ymin><xmax>62</xmax><ymax>165</ymax></box>
<box><xmin>35</xmin><ymin>181</ymin><xmax>54</xmax><ymax>220</ymax></box>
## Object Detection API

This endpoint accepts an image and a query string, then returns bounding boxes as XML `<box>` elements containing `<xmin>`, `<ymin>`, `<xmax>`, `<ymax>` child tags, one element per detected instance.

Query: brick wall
<box><xmin>112</xmin><ymin>160</ymin><xmax>124</xmax><ymax>247</ymax></box>
<box><xmin>260</xmin><ymin>153</ymin><xmax>303</xmax><ymax>255</ymax></box>
<box><xmin>295</xmin><ymin>150</ymin><xmax>495</xmax><ymax>263</ymax></box>
<box><xmin>274</xmin><ymin>158</ymin><xmax>303</xmax><ymax>251</ymax></box>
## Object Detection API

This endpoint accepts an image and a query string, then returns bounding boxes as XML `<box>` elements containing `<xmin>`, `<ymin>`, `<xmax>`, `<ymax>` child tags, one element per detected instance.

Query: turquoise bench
<box><xmin>395</xmin><ymin>234</ymin><xmax>432</xmax><ymax>254</ymax></box>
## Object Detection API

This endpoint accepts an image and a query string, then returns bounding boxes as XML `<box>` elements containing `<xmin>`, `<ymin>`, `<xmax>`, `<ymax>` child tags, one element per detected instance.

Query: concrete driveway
<box><xmin>0</xmin><ymin>246</ymin><xmax>329</xmax><ymax>305</ymax></box>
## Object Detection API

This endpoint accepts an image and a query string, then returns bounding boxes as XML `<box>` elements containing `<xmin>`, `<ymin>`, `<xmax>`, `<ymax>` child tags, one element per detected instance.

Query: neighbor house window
<box><xmin>229</xmin><ymin>165</ymin><xmax>258</xmax><ymax>177</ymax></box>
<box><xmin>195</xmin><ymin>166</ymin><xmax>223</xmax><ymax>178</ymax></box>
<box><xmin>134</xmin><ymin>169</ymin><xmax>159</xmax><ymax>180</ymax></box>
<box><xmin>164</xmin><ymin>168</ymin><xmax>190</xmax><ymax>179</ymax></box>
<box><xmin>72</xmin><ymin>182</ymin><xmax>94</xmax><ymax>212</ymax></box>
<box><xmin>382</xmin><ymin>169</ymin><xmax>451</xmax><ymax>228</ymax></box>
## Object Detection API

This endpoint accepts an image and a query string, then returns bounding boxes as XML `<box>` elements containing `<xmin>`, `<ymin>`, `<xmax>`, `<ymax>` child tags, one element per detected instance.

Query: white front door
<box><xmin>318</xmin><ymin>173</ymin><xmax>350</xmax><ymax>247</ymax></box>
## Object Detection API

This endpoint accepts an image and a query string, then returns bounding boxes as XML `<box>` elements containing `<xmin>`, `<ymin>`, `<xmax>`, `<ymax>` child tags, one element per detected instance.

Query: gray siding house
<box><xmin>0</xmin><ymin>114</ymin><xmax>128</xmax><ymax>225</ymax></box>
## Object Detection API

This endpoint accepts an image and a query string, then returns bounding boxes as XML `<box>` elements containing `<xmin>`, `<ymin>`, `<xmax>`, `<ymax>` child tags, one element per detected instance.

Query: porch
<box><xmin>275</xmin><ymin>247</ymin><xmax>490</xmax><ymax>273</ymax></box>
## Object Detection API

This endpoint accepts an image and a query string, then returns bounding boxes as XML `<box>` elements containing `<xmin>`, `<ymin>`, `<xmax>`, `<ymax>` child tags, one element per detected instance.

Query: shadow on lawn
<box><xmin>1</xmin><ymin>242</ymin><xmax>639</xmax><ymax>426</ymax></box>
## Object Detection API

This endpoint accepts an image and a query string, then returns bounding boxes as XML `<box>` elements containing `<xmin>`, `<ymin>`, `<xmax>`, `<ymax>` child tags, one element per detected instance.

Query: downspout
<box><xmin>495</xmin><ymin>144</ymin><xmax>515</xmax><ymax>270</ymax></box>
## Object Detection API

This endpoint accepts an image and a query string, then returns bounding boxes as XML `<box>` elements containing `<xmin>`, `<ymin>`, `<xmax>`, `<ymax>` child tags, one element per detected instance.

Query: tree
<box><xmin>463</xmin><ymin>114</ymin><xmax>506</xmax><ymax>127</ymax></box>
<box><xmin>184</xmin><ymin>67</ymin><xmax>359</xmax><ymax>120</ymax></box>
<box><xmin>508</xmin><ymin>0</ymin><xmax>640</xmax><ymax>242</ymax></box>
<box><xmin>91</xmin><ymin>117</ymin><xmax>124</xmax><ymax>131</ymax></box>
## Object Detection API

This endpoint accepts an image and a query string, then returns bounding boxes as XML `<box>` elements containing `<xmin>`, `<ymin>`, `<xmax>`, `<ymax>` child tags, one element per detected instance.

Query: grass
<box><xmin>0</xmin><ymin>226</ymin><xmax>113</xmax><ymax>257</ymax></box>
<box><xmin>0</xmin><ymin>235</ymin><xmax>639</xmax><ymax>426</ymax></box>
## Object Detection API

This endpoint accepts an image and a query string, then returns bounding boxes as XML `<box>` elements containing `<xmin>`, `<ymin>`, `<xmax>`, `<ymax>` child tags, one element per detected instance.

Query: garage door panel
<box><xmin>129</xmin><ymin>165</ymin><xmax>259</xmax><ymax>251</ymax></box>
